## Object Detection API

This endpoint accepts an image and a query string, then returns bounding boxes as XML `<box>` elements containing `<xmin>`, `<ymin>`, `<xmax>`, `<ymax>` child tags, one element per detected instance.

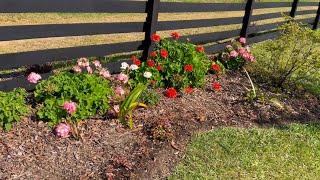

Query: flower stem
<box><xmin>243</xmin><ymin>67</ymin><xmax>256</xmax><ymax>98</ymax></box>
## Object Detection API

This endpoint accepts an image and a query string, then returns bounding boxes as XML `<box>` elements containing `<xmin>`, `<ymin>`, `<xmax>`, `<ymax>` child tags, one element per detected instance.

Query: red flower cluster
<box><xmin>211</xmin><ymin>64</ymin><xmax>221</xmax><ymax>72</ymax></box>
<box><xmin>212</xmin><ymin>82</ymin><xmax>221</xmax><ymax>91</ymax></box>
<box><xmin>132</xmin><ymin>56</ymin><xmax>141</xmax><ymax>66</ymax></box>
<box><xmin>160</xmin><ymin>49</ymin><xmax>168</xmax><ymax>59</ymax></box>
<box><xmin>147</xmin><ymin>59</ymin><xmax>155</xmax><ymax>67</ymax></box>
<box><xmin>150</xmin><ymin>51</ymin><xmax>157</xmax><ymax>58</ymax></box>
<box><xmin>196</xmin><ymin>45</ymin><xmax>205</xmax><ymax>53</ymax></box>
<box><xmin>151</xmin><ymin>33</ymin><xmax>161</xmax><ymax>43</ymax></box>
<box><xmin>184</xmin><ymin>64</ymin><xmax>193</xmax><ymax>72</ymax></box>
<box><xmin>166</xmin><ymin>87</ymin><xmax>178</xmax><ymax>98</ymax></box>
<box><xmin>184</xmin><ymin>87</ymin><xmax>193</xmax><ymax>94</ymax></box>
<box><xmin>171</xmin><ymin>32</ymin><xmax>181</xmax><ymax>40</ymax></box>
<box><xmin>156</xmin><ymin>65</ymin><xmax>163</xmax><ymax>71</ymax></box>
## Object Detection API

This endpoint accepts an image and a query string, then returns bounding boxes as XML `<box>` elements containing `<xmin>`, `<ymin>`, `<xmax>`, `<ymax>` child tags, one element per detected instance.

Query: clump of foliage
<box><xmin>119</xmin><ymin>83</ymin><xmax>147</xmax><ymax>129</ymax></box>
<box><xmin>217</xmin><ymin>37</ymin><xmax>257</xmax><ymax>97</ymax></box>
<box><xmin>126</xmin><ymin>32</ymin><xmax>212</xmax><ymax>92</ymax></box>
<box><xmin>249</xmin><ymin>21</ymin><xmax>320</xmax><ymax>95</ymax></box>
<box><xmin>218</xmin><ymin>37</ymin><xmax>255</xmax><ymax>70</ymax></box>
<box><xmin>34</xmin><ymin>72</ymin><xmax>113</xmax><ymax>126</ymax></box>
<box><xmin>139</xmin><ymin>88</ymin><xmax>160</xmax><ymax>106</ymax></box>
<box><xmin>0</xmin><ymin>89</ymin><xmax>29</xmax><ymax>131</ymax></box>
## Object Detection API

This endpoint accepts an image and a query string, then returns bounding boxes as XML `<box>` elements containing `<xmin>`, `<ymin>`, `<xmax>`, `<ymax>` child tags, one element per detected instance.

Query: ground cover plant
<box><xmin>34</xmin><ymin>59</ymin><xmax>113</xmax><ymax>128</ymax></box>
<box><xmin>0</xmin><ymin>88</ymin><xmax>29</xmax><ymax>131</ymax></box>
<box><xmin>170</xmin><ymin>123</ymin><xmax>320</xmax><ymax>179</ymax></box>
<box><xmin>250</xmin><ymin>21</ymin><xmax>320</xmax><ymax>95</ymax></box>
<box><xmin>127</xmin><ymin>33</ymin><xmax>211</xmax><ymax>90</ymax></box>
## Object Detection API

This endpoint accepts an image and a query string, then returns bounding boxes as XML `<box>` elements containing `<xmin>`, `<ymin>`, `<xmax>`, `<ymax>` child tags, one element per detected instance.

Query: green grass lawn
<box><xmin>170</xmin><ymin>123</ymin><xmax>320</xmax><ymax>179</ymax></box>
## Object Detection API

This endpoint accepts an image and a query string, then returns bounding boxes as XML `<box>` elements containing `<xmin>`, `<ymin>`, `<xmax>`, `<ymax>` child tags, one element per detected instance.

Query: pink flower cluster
<box><xmin>55</xmin><ymin>123</ymin><xmax>71</xmax><ymax>138</ymax></box>
<box><xmin>227</xmin><ymin>37</ymin><xmax>255</xmax><ymax>62</ymax></box>
<box><xmin>27</xmin><ymin>72</ymin><xmax>42</xmax><ymax>84</ymax></box>
<box><xmin>72</xmin><ymin>58</ymin><xmax>112</xmax><ymax>80</ymax></box>
<box><xmin>117</xmin><ymin>73</ymin><xmax>129</xmax><ymax>84</ymax></box>
<box><xmin>63</xmin><ymin>101</ymin><xmax>77</xmax><ymax>114</ymax></box>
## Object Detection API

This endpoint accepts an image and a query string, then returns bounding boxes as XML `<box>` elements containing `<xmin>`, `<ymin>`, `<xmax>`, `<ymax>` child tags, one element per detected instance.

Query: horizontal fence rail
<box><xmin>0</xmin><ymin>41</ymin><xmax>144</xmax><ymax>69</ymax></box>
<box><xmin>0</xmin><ymin>0</ymin><xmax>319</xmax><ymax>91</ymax></box>
<box><xmin>0</xmin><ymin>22</ymin><xmax>146</xmax><ymax>41</ymax></box>
<box><xmin>0</xmin><ymin>0</ymin><xmax>147</xmax><ymax>13</ymax></box>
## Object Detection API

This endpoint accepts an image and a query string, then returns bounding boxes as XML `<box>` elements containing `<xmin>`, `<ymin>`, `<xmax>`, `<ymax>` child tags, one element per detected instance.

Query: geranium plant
<box><xmin>0</xmin><ymin>89</ymin><xmax>29</xmax><ymax>131</ymax></box>
<box><xmin>34</xmin><ymin>58</ymin><xmax>113</xmax><ymax>127</ymax></box>
<box><xmin>218</xmin><ymin>37</ymin><xmax>256</xmax><ymax>97</ymax></box>
<box><xmin>125</xmin><ymin>32</ymin><xmax>212</xmax><ymax>96</ymax></box>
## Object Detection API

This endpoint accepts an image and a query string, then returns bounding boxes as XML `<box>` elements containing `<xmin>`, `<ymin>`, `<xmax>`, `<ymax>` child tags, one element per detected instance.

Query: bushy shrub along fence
<box><xmin>0</xmin><ymin>0</ymin><xmax>319</xmax><ymax>91</ymax></box>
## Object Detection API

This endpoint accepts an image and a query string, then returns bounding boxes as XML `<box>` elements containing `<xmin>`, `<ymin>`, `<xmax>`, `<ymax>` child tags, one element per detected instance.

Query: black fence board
<box><xmin>0</xmin><ymin>22</ymin><xmax>145</xmax><ymax>41</ymax></box>
<box><xmin>251</xmin><ymin>12</ymin><xmax>287</xmax><ymax>21</ymax></box>
<box><xmin>183</xmin><ymin>29</ymin><xmax>241</xmax><ymax>45</ymax></box>
<box><xmin>248</xmin><ymin>31</ymin><xmax>280</xmax><ymax>44</ymax></box>
<box><xmin>159</xmin><ymin>2</ymin><xmax>245</xmax><ymax>12</ymax></box>
<box><xmin>157</xmin><ymin>17</ymin><xmax>243</xmax><ymax>31</ymax></box>
<box><xmin>0</xmin><ymin>0</ymin><xmax>147</xmax><ymax>13</ymax></box>
<box><xmin>0</xmin><ymin>41</ymin><xmax>143</xmax><ymax>70</ymax></box>
<box><xmin>249</xmin><ymin>18</ymin><xmax>314</xmax><ymax>34</ymax></box>
<box><xmin>0</xmin><ymin>73</ymin><xmax>51</xmax><ymax>91</ymax></box>
<box><xmin>296</xmin><ymin>9</ymin><xmax>318</xmax><ymax>16</ymax></box>
<box><xmin>205</xmin><ymin>42</ymin><xmax>229</xmax><ymax>54</ymax></box>
<box><xmin>254</xmin><ymin>2</ymin><xmax>318</xmax><ymax>9</ymax></box>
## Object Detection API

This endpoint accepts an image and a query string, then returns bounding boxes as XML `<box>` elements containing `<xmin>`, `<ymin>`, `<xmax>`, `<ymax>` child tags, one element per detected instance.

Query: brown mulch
<box><xmin>0</xmin><ymin>72</ymin><xmax>319</xmax><ymax>179</ymax></box>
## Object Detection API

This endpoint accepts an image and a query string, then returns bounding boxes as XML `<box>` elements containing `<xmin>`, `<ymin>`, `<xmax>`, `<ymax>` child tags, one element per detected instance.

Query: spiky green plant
<box><xmin>119</xmin><ymin>83</ymin><xmax>147</xmax><ymax>129</ymax></box>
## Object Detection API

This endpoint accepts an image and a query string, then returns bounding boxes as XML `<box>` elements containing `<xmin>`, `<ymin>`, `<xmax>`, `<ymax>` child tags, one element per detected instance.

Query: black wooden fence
<box><xmin>0</xmin><ymin>0</ymin><xmax>319</xmax><ymax>91</ymax></box>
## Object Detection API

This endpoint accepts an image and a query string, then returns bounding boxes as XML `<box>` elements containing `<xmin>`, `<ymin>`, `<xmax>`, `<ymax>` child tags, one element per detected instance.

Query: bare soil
<box><xmin>1</xmin><ymin>72</ymin><xmax>319</xmax><ymax>179</ymax></box>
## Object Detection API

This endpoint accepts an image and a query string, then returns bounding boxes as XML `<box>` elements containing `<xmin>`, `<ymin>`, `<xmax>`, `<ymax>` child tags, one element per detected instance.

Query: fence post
<box><xmin>141</xmin><ymin>0</ymin><xmax>160</xmax><ymax>61</ymax></box>
<box><xmin>289</xmin><ymin>0</ymin><xmax>299</xmax><ymax>18</ymax></box>
<box><xmin>313</xmin><ymin>2</ymin><xmax>320</xmax><ymax>30</ymax></box>
<box><xmin>240</xmin><ymin>0</ymin><xmax>254</xmax><ymax>38</ymax></box>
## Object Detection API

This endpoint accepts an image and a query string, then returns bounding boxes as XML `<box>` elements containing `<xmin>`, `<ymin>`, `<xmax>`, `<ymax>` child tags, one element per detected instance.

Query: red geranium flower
<box><xmin>184</xmin><ymin>64</ymin><xmax>193</xmax><ymax>72</ymax></box>
<box><xmin>171</xmin><ymin>32</ymin><xmax>181</xmax><ymax>40</ymax></box>
<box><xmin>166</xmin><ymin>87</ymin><xmax>178</xmax><ymax>98</ymax></box>
<box><xmin>184</xmin><ymin>87</ymin><xmax>193</xmax><ymax>94</ymax></box>
<box><xmin>151</xmin><ymin>33</ymin><xmax>161</xmax><ymax>43</ymax></box>
<box><xmin>156</xmin><ymin>65</ymin><xmax>163</xmax><ymax>71</ymax></box>
<box><xmin>211</xmin><ymin>64</ymin><xmax>221</xmax><ymax>72</ymax></box>
<box><xmin>131</xmin><ymin>56</ymin><xmax>141</xmax><ymax>66</ymax></box>
<box><xmin>196</xmin><ymin>45</ymin><xmax>205</xmax><ymax>53</ymax></box>
<box><xmin>212</xmin><ymin>82</ymin><xmax>221</xmax><ymax>91</ymax></box>
<box><xmin>150</xmin><ymin>51</ymin><xmax>157</xmax><ymax>58</ymax></box>
<box><xmin>147</xmin><ymin>59</ymin><xmax>155</xmax><ymax>67</ymax></box>
<box><xmin>160</xmin><ymin>49</ymin><xmax>168</xmax><ymax>59</ymax></box>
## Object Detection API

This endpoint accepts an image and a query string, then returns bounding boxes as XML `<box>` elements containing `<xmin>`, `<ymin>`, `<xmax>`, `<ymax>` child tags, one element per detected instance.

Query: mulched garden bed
<box><xmin>1</xmin><ymin>72</ymin><xmax>319</xmax><ymax>179</ymax></box>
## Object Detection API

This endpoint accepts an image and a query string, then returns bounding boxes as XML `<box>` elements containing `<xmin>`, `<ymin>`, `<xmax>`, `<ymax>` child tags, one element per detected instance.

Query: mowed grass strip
<box><xmin>170</xmin><ymin>123</ymin><xmax>320</xmax><ymax>179</ymax></box>
<box><xmin>0</xmin><ymin>1</ymin><xmax>317</xmax><ymax>54</ymax></box>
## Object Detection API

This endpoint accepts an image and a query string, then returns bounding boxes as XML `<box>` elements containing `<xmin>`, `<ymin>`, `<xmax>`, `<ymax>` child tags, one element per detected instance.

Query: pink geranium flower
<box><xmin>86</xmin><ymin>66</ymin><xmax>93</xmax><ymax>74</ymax></box>
<box><xmin>115</xmin><ymin>86</ymin><xmax>125</xmax><ymax>96</ymax></box>
<box><xmin>73</xmin><ymin>65</ymin><xmax>82</xmax><ymax>73</ymax></box>
<box><xmin>238</xmin><ymin>47</ymin><xmax>246</xmax><ymax>55</ymax></box>
<box><xmin>117</xmin><ymin>73</ymin><xmax>129</xmax><ymax>84</ymax></box>
<box><xmin>239</xmin><ymin>37</ymin><xmax>246</xmax><ymax>44</ymax></box>
<box><xmin>77</xmin><ymin>57</ymin><xmax>89</xmax><ymax>67</ymax></box>
<box><xmin>55</xmin><ymin>123</ymin><xmax>71</xmax><ymax>138</ymax></box>
<box><xmin>27</xmin><ymin>72</ymin><xmax>42</xmax><ymax>84</ymax></box>
<box><xmin>99</xmin><ymin>68</ymin><xmax>111</xmax><ymax>79</ymax></box>
<box><xmin>93</xmin><ymin>60</ymin><xmax>102</xmax><ymax>68</ymax></box>
<box><xmin>63</xmin><ymin>101</ymin><xmax>77</xmax><ymax>114</ymax></box>
<box><xmin>230</xmin><ymin>50</ymin><xmax>239</xmax><ymax>58</ymax></box>
<box><xmin>113</xmin><ymin>105</ymin><xmax>120</xmax><ymax>114</ymax></box>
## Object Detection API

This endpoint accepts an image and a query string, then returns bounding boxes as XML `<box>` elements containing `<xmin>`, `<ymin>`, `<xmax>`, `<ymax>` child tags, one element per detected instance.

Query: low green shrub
<box><xmin>249</xmin><ymin>21</ymin><xmax>320</xmax><ymax>95</ymax></box>
<box><xmin>0</xmin><ymin>89</ymin><xmax>29</xmax><ymax>131</ymax></box>
<box><xmin>34</xmin><ymin>72</ymin><xmax>113</xmax><ymax>126</ymax></box>
<box><xmin>125</xmin><ymin>33</ymin><xmax>212</xmax><ymax>92</ymax></box>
